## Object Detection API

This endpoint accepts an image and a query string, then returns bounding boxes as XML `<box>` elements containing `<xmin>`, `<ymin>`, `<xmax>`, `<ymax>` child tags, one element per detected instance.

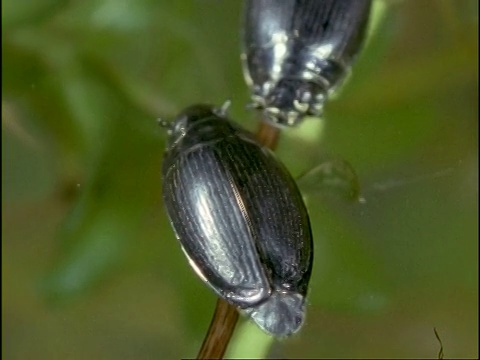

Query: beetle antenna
<box><xmin>216</xmin><ymin>100</ymin><xmax>232</xmax><ymax>117</ymax></box>
<box><xmin>157</xmin><ymin>117</ymin><xmax>173</xmax><ymax>130</ymax></box>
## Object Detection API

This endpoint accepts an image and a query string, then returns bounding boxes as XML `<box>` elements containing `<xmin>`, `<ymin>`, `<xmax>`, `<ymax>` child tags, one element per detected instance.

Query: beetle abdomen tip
<box><xmin>244</xmin><ymin>291</ymin><xmax>306</xmax><ymax>337</ymax></box>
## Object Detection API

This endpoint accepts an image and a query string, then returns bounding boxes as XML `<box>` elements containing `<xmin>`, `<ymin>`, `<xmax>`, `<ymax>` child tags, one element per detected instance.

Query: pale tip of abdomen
<box><xmin>243</xmin><ymin>291</ymin><xmax>306</xmax><ymax>337</ymax></box>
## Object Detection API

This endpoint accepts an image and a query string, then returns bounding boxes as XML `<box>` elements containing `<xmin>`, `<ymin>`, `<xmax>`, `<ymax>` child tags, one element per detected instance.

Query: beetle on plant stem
<box><xmin>161</xmin><ymin>104</ymin><xmax>314</xmax><ymax>339</ymax></box>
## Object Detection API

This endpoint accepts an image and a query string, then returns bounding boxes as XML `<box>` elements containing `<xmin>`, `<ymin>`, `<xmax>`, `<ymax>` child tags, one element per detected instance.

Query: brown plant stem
<box><xmin>196</xmin><ymin>299</ymin><xmax>240</xmax><ymax>359</ymax></box>
<box><xmin>256</xmin><ymin>120</ymin><xmax>281</xmax><ymax>150</ymax></box>
<box><xmin>196</xmin><ymin>120</ymin><xmax>282</xmax><ymax>359</ymax></box>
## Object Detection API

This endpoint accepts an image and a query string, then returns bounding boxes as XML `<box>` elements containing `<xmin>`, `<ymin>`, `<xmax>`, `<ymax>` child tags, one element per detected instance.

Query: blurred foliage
<box><xmin>2</xmin><ymin>0</ymin><xmax>478</xmax><ymax>359</ymax></box>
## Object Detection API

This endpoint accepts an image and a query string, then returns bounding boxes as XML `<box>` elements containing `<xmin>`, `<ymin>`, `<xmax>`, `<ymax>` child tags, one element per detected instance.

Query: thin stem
<box><xmin>256</xmin><ymin>121</ymin><xmax>281</xmax><ymax>150</ymax></box>
<box><xmin>197</xmin><ymin>299</ymin><xmax>240</xmax><ymax>359</ymax></box>
<box><xmin>195</xmin><ymin>120</ymin><xmax>282</xmax><ymax>359</ymax></box>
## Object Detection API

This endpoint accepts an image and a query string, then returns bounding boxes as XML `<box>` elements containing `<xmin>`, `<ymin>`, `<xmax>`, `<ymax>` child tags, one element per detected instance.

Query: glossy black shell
<box><xmin>162</xmin><ymin>104</ymin><xmax>313</xmax><ymax>336</ymax></box>
<box><xmin>242</xmin><ymin>0</ymin><xmax>372</xmax><ymax>126</ymax></box>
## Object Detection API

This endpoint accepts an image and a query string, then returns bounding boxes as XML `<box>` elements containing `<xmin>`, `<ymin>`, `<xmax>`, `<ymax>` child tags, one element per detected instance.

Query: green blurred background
<box><xmin>2</xmin><ymin>0</ymin><xmax>478</xmax><ymax>358</ymax></box>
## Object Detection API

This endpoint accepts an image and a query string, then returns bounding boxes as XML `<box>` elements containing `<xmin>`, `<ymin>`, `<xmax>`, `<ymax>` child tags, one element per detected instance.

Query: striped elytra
<box><xmin>242</xmin><ymin>0</ymin><xmax>372</xmax><ymax>126</ymax></box>
<box><xmin>162</xmin><ymin>104</ymin><xmax>313</xmax><ymax>336</ymax></box>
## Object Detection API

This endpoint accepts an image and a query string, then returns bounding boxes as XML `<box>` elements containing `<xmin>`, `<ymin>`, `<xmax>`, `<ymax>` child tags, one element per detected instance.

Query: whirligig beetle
<box><xmin>241</xmin><ymin>0</ymin><xmax>372</xmax><ymax>126</ymax></box>
<box><xmin>161</xmin><ymin>103</ymin><xmax>313</xmax><ymax>337</ymax></box>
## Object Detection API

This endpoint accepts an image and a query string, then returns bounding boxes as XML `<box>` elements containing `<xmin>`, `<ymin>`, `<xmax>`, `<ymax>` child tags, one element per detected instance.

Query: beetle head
<box><xmin>165</xmin><ymin>104</ymin><xmax>216</xmax><ymax>146</ymax></box>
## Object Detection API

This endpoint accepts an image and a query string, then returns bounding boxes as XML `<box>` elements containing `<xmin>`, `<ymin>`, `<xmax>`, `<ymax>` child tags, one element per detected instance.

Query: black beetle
<box><xmin>161</xmin><ymin>104</ymin><xmax>313</xmax><ymax>336</ymax></box>
<box><xmin>241</xmin><ymin>0</ymin><xmax>372</xmax><ymax>126</ymax></box>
